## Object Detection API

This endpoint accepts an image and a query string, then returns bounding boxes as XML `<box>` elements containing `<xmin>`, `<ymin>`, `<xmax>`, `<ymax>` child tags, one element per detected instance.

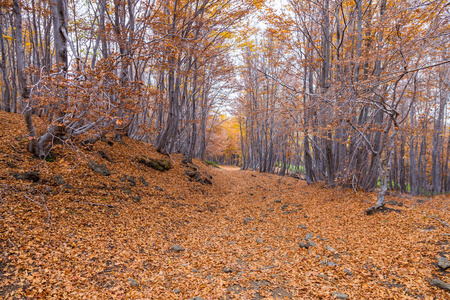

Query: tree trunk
<box><xmin>399</xmin><ymin>135</ymin><xmax>406</xmax><ymax>193</ymax></box>
<box><xmin>366</xmin><ymin>125</ymin><xmax>397</xmax><ymax>214</ymax></box>
<box><xmin>431</xmin><ymin>70</ymin><xmax>447</xmax><ymax>194</ymax></box>
<box><xmin>15</xmin><ymin>0</ymin><xmax>36</xmax><ymax>151</ymax></box>
<box><xmin>0</xmin><ymin>21</ymin><xmax>11</xmax><ymax>111</ymax></box>
<box><xmin>409</xmin><ymin>105</ymin><xmax>417</xmax><ymax>195</ymax></box>
<box><xmin>53</xmin><ymin>0</ymin><xmax>68</xmax><ymax>70</ymax></box>
<box><xmin>13</xmin><ymin>0</ymin><xmax>30</xmax><ymax>100</ymax></box>
<box><xmin>25</xmin><ymin>0</ymin><xmax>68</xmax><ymax>158</ymax></box>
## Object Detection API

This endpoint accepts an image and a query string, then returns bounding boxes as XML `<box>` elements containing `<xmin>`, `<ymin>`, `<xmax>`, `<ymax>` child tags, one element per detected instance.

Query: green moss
<box><xmin>204</xmin><ymin>160</ymin><xmax>220</xmax><ymax>168</ymax></box>
<box><xmin>160</xmin><ymin>159</ymin><xmax>171</xmax><ymax>170</ymax></box>
<box><xmin>45</xmin><ymin>154</ymin><xmax>56</xmax><ymax>162</ymax></box>
<box><xmin>136</xmin><ymin>156</ymin><xmax>171</xmax><ymax>172</ymax></box>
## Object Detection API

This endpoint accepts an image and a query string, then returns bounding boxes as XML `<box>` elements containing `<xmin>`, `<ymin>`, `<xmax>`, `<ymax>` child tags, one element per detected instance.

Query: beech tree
<box><xmin>0</xmin><ymin>0</ymin><xmax>449</xmax><ymax>201</ymax></box>
<box><xmin>236</xmin><ymin>0</ymin><xmax>450</xmax><ymax>202</ymax></box>
<box><xmin>1</xmin><ymin>0</ymin><xmax>259</xmax><ymax>158</ymax></box>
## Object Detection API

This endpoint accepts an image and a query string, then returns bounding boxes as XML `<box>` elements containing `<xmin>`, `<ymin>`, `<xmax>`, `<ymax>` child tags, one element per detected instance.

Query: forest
<box><xmin>0</xmin><ymin>0</ymin><xmax>450</xmax><ymax>299</ymax></box>
<box><xmin>1</xmin><ymin>0</ymin><xmax>449</xmax><ymax>199</ymax></box>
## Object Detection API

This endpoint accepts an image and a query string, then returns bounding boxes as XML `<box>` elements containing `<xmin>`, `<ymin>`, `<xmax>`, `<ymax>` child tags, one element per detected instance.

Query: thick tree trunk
<box><xmin>156</xmin><ymin>58</ymin><xmax>181</xmax><ymax>153</ymax></box>
<box><xmin>25</xmin><ymin>0</ymin><xmax>68</xmax><ymax>158</ymax></box>
<box><xmin>53</xmin><ymin>0</ymin><xmax>68</xmax><ymax>70</ymax></box>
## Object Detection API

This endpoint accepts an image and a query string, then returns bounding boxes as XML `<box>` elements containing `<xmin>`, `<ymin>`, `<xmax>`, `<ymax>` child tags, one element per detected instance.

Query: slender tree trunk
<box><xmin>399</xmin><ymin>134</ymin><xmax>406</xmax><ymax>193</ymax></box>
<box><xmin>418</xmin><ymin>134</ymin><xmax>427</xmax><ymax>194</ymax></box>
<box><xmin>367</xmin><ymin>125</ymin><xmax>397</xmax><ymax>214</ymax></box>
<box><xmin>0</xmin><ymin>21</ymin><xmax>11</xmax><ymax>112</ymax></box>
<box><xmin>431</xmin><ymin>70</ymin><xmax>447</xmax><ymax>194</ymax></box>
<box><xmin>100</xmin><ymin>0</ymin><xmax>108</xmax><ymax>59</ymax></box>
<box><xmin>15</xmin><ymin>0</ymin><xmax>37</xmax><ymax>150</ymax></box>
<box><xmin>13</xmin><ymin>0</ymin><xmax>30</xmax><ymax>100</ymax></box>
<box><xmin>322</xmin><ymin>0</ymin><xmax>335</xmax><ymax>186</ymax></box>
<box><xmin>446</xmin><ymin>137</ymin><xmax>450</xmax><ymax>192</ymax></box>
<box><xmin>409</xmin><ymin>105</ymin><xmax>417</xmax><ymax>195</ymax></box>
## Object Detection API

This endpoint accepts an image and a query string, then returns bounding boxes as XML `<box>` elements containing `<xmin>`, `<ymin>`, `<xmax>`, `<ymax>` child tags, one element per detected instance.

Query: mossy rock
<box><xmin>160</xmin><ymin>159</ymin><xmax>171</xmax><ymax>170</ymax></box>
<box><xmin>136</xmin><ymin>156</ymin><xmax>171</xmax><ymax>172</ymax></box>
<box><xmin>88</xmin><ymin>160</ymin><xmax>111</xmax><ymax>176</ymax></box>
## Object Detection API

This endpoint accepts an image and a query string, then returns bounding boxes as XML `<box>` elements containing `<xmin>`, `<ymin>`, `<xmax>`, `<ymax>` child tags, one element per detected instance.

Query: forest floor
<box><xmin>0</xmin><ymin>110</ymin><xmax>449</xmax><ymax>299</ymax></box>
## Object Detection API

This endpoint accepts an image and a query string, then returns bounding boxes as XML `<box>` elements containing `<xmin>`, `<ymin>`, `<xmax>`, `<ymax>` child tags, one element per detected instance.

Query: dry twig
<box><xmin>9</xmin><ymin>142</ymin><xmax>22</xmax><ymax>153</ymax></box>
<box><xmin>423</xmin><ymin>212</ymin><xmax>450</xmax><ymax>228</ymax></box>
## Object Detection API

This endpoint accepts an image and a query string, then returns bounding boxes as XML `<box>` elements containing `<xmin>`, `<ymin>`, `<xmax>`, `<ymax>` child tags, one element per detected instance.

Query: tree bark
<box><xmin>13</xmin><ymin>0</ymin><xmax>30</xmax><ymax>100</ymax></box>
<box><xmin>0</xmin><ymin>20</ymin><xmax>11</xmax><ymax>112</ymax></box>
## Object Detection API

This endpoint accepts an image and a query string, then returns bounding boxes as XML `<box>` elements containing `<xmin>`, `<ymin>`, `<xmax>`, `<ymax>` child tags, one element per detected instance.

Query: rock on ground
<box><xmin>88</xmin><ymin>160</ymin><xmax>111</xmax><ymax>176</ymax></box>
<box><xmin>326</xmin><ymin>245</ymin><xmax>337</xmax><ymax>253</ymax></box>
<box><xmin>299</xmin><ymin>240</ymin><xmax>317</xmax><ymax>249</ymax></box>
<box><xmin>332</xmin><ymin>292</ymin><xmax>349</xmax><ymax>299</ymax></box>
<box><xmin>307</xmin><ymin>240</ymin><xmax>317</xmax><ymax>247</ymax></box>
<box><xmin>170</xmin><ymin>245</ymin><xmax>184</xmax><ymax>252</ymax></box>
<box><xmin>13</xmin><ymin>171</ymin><xmax>40</xmax><ymax>182</ymax></box>
<box><xmin>136</xmin><ymin>156</ymin><xmax>171</xmax><ymax>171</ymax></box>
<box><xmin>127</xmin><ymin>278</ymin><xmax>138</xmax><ymax>286</ymax></box>
<box><xmin>429</xmin><ymin>278</ymin><xmax>450</xmax><ymax>291</ymax></box>
<box><xmin>320</xmin><ymin>260</ymin><xmax>337</xmax><ymax>267</ymax></box>
<box><xmin>55</xmin><ymin>174</ymin><xmax>65</xmax><ymax>185</ymax></box>
<box><xmin>437</xmin><ymin>256</ymin><xmax>450</xmax><ymax>270</ymax></box>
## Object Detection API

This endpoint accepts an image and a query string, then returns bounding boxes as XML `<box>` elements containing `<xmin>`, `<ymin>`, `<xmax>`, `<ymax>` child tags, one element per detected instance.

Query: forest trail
<box><xmin>217</xmin><ymin>165</ymin><xmax>241</xmax><ymax>171</ymax></box>
<box><xmin>2</xmin><ymin>0</ymin><xmax>450</xmax><ymax>298</ymax></box>
<box><xmin>1</xmin><ymin>111</ymin><xmax>449</xmax><ymax>299</ymax></box>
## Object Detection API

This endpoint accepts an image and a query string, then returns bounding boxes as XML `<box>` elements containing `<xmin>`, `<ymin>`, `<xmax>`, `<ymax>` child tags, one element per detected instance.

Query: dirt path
<box><xmin>217</xmin><ymin>165</ymin><xmax>241</xmax><ymax>171</ymax></box>
<box><xmin>1</xmin><ymin>124</ymin><xmax>449</xmax><ymax>299</ymax></box>
<box><xmin>170</xmin><ymin>168</ymin><xmax>449</xmax><ymax>299</ymax></box>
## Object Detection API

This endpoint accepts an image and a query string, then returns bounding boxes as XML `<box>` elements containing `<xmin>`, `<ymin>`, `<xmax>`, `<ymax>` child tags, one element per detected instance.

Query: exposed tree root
<box><xmin>365</xmin><ymin>204</ymin><xmax>386</xmax><ymax>215</ymax></box>
<box><xmin>365</xmin><ymin>204</ymin><xmax>402</xmax><ymax>215</ymax></box>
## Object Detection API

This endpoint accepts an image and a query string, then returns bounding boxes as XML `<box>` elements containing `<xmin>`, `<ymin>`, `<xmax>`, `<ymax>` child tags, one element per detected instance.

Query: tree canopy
<box><xmin>0</xmin><ymin>0</ymin><xmax>449</xmax><ymax>200</ymax></box>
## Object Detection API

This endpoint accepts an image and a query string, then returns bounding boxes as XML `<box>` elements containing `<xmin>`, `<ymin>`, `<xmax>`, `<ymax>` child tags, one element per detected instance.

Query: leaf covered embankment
<box><xmin>0</xmin><ymin>111</ymin><xmax>449</xmax><ymax>299</ymax></box>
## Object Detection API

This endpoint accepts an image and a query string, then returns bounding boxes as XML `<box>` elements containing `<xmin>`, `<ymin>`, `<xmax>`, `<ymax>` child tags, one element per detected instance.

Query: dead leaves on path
<box><xmin>0</xmin><ymin>111</ymin><xmax>449</xmax><ymax>299</ymax></box>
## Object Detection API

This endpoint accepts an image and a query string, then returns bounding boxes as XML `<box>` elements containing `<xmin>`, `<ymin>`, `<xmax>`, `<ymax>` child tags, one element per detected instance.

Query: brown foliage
<box><xmin>1</xmin><ymin>111</ymin><xmax>449</xmax><ymax>299</ymax></box>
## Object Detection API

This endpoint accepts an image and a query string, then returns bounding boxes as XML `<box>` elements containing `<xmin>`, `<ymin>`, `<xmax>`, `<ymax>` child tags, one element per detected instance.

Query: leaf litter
<box><xmin>0</xmin><ymin>111</ymin><xmax>449</xmax><ymax>299</ymax></box>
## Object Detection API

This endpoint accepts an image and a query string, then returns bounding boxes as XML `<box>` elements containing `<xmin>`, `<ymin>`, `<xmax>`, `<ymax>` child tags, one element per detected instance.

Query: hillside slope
<box><xmin>0</xmin><ymin>111</ymin><xmax>449</xmax><ymax>299</ymax></box>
